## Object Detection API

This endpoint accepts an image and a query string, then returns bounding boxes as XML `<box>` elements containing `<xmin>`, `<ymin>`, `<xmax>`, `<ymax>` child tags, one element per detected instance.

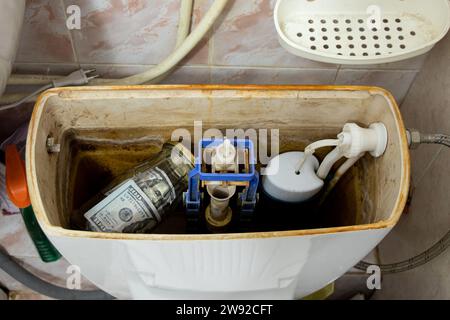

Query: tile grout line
<box><xmin>208</xmin><ymin>0</ymin><xmax>220</xmax><ymax>83</ymax></box>
<box><xmin>398</xmin><ymin>70</ymin><xmax>420</xmax><ymax>109</ymax></box>
<box><xmin>415</xmin><ymin>146</ymin><xmax>444</xmax><ymax>186</ymax></box>
<box><xmin>13</xmin><ymin>62</ymin><xmax>421</xmax><ymax>73</ymax></box>
<box><xmin>333</xmin><ymin>64</ymin><xmax>341</xmax><ymax>84</ymax></box>
<box><xmin>12</xmin><ymin>61</ymin><xmax>422</xmax><ymax>72</ymax></box>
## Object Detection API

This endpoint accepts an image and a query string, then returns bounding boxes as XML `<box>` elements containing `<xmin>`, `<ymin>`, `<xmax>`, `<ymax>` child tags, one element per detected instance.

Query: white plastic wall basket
<box><xmin>274</xmin><ymin>0</ymin><xmax>450</xmax><ymax>65</ymax></box>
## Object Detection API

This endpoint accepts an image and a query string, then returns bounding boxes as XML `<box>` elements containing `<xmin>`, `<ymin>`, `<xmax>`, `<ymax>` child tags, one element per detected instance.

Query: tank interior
<box><xmin>29</xmin><ymin>87</ymin><xmax>405</xmax><ymax>235</ymax></box>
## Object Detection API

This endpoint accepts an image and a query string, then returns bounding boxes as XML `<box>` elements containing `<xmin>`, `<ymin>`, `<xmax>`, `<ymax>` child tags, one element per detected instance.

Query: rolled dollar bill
<box><xmin>84</xmin><ymin>143</ymin><xmax>193</xmax><ymax>233</ymax></box>
<box><xmin>85</xmin><ymin>179</ymin><xmax>160</xmax><ymax>233</ymax></box>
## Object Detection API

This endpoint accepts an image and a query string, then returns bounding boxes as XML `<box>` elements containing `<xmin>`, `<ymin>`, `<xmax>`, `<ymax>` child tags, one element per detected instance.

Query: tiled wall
<box><xmin>2</xmin><ymin>0</ymin><xmax>448</xmax><ymax>299</ymax></box>
<box><xmin>13</xmin><ymin>0</ymin><xmax>428</xmax><ymax>103</ymax></box>
<box><xmin>375</xmin><ymin>33</ymin><xmax>450</xmax><ymax>300</ymax></box>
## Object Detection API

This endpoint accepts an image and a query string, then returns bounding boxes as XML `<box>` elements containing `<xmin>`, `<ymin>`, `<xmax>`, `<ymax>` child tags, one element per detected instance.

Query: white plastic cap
<box><xmin>262</xmin><ymin>152</ymin><xmax>324</xmax><ymax>203</ymax></box>
<box><xmin>214</xmin><ymin>138</ymin><xmax>236</xmax><ymax>165</ymax></box>
<box><xmin>337</xmin><ymin>123</ymin><xmax>388</xmax><ymax>158</ymax></box>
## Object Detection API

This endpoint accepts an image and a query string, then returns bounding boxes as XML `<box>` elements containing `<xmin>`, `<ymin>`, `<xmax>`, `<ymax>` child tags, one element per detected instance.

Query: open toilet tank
<box><xmin>26</xmin><ymin>85</ymin><xmax>410</xmax><ymax>299</ymax></box>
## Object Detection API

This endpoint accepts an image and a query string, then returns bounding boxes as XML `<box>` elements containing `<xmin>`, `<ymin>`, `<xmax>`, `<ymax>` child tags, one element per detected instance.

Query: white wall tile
<box><xmin>16</xmin><ymin>0</ymin><xmax>75</xmax><ymax>63</ymax></box>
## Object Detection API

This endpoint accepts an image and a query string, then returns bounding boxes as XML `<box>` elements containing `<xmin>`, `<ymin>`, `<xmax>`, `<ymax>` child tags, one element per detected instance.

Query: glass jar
<box><xmin>83</xmin><ymin>143</ymin><xmax>193</xmax><ymax>233</ymax></box>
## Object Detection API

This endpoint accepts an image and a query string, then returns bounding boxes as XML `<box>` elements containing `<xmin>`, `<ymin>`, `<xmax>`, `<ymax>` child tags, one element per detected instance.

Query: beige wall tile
<box><xmin>162</xmin><ymin>66</ymin><xmax>211</xmax><ymax>84</ymax></box>
<box><xmin>211</xmin><ymin>67</ymin><xmax>337</xmax><ymax>84</ymax></box>
<box><xmin>334</xmin><ymin>69</ymin><xmax>418</xmax><ymax>103</ymax></box>
<box><xmin>69</xmin><ymin>0</ymin><xmax>181</xmax><ymax>65</ymax></box>
<box><xmin>16</xmin><ymin>0</ymin><xmax>75</xmax><ymax>63</ymax></box>
<box><xmin>211</xmin><ymin>0</ymin><xmax>335</xmax><ymax>69</ymax></box>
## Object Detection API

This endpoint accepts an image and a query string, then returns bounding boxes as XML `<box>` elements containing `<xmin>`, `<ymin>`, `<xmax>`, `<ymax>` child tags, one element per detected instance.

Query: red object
<box><xmin>5</xmin><ymin>145</ymin><xmax>30</xmax><ymax>208</ymax></box>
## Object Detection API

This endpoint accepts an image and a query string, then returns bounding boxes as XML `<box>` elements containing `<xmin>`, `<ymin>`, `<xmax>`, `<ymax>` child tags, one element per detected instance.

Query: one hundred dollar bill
<box><xmin>84</xmin><ymin>179</ymin><xmax>161</xmax><ymax>233</ymax></box>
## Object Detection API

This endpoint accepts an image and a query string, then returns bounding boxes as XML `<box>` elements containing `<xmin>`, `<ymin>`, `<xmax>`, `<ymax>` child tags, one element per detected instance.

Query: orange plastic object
<box><xmin>5</xmin><ymin>145</ymin><xmax>30</xmax><ymax>208</ymax></box>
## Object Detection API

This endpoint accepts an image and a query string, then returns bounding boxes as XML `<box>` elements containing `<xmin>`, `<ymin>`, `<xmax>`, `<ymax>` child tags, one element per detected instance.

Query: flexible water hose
<box><xmin>355</xmin><ymin>231</ymin><xmax>450</xmax><ymax>274</ymax></box>
<box><xmin>176</xmin><ymin>0</ymin><xmax>195</xmax><ymax>48</ymax></box>
<box><xmin>354</xmin><ymin>131</ymin><xmax>450</xmax><ymax>274</ymax></box>
<box><xmin>295</xmin><ymin>139</ymin><xmax>340</xmax><ymax>174</ymax></box>
<box><xmin>0</xmin><ymin>249</ymin><xmax>114</xmax><ymax>300</ymax></box>
<box><xmin>148</xmin><ymin>0</ymin><xmax>194</xmax><ymax>84</ymax></box>
<box><xmin>316</xmin><ymin>147</ymin><xmax>344</xmax><ymax>179</ymax></box>
<box><xmin>417</xmin><ymin>133</ymin><xmax>450</xmax><ymax>148</ymax></box>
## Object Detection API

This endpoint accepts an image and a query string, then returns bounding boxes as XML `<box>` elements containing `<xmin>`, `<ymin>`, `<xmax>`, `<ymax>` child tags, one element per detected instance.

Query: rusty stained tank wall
<box><xmin>26</xmin><ymin>85</ymin><xmax>410</xmax><ymax>240</ymax></box>
<box><xmin>64</xmin><ymin>130</ymin><xmax>368</xmax><ymax>233</ymax></box>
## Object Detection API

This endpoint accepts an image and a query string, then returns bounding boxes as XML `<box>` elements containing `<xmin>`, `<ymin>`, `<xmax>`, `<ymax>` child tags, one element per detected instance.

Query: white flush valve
<box><xmin>296</xmin><ymin>122</ymin><xmax>388</xmax><ymax>174</ymax></box>
<box><xmin>338</xmin><ymin>123</ymin><xmax>388</xmax><ymax>158</ymax></box>
<box><xmin>263</xmin><ymin>123</ymin><xmax>388</xmax><ymax>204</ymax></box>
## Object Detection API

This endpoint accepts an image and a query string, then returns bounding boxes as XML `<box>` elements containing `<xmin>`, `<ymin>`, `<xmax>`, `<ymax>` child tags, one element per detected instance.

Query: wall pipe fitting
<box><xmin>407</xmin><ymin>129</ymin><xmax>450</xmax><ymax>149</ymax></box>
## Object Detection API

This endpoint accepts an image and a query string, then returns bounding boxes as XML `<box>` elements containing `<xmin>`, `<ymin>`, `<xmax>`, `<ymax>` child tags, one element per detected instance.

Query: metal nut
<box><xmin>406</xmin><ymin>129</ymin><xmax>421</xmax><ymax>149</ymax></box>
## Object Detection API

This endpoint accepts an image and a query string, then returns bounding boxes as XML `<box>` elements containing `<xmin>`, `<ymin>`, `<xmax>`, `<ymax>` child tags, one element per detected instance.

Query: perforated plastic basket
<box><xmin>274</xmin><ymin>0</ymin><xmax>450</xmax><ymax>64</ymax></box>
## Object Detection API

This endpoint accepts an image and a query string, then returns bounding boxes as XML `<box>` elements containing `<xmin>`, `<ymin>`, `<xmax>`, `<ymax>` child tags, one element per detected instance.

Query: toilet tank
<box><xmin>0</xmin><ymin>0</ymin><xmax>25</xmax><ymax>95</ymax></box>
<box><xmin>26</xmin><ymin>85</ymin><xmax>410</xmax><ymax>299</ymax></box>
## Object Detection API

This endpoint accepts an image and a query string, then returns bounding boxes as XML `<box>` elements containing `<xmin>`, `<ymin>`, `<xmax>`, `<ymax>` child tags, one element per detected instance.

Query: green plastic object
<box><xmin>21</xmin><ymin>206</ymin><xmax>61</xmax><ymax>263</ymax></box>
